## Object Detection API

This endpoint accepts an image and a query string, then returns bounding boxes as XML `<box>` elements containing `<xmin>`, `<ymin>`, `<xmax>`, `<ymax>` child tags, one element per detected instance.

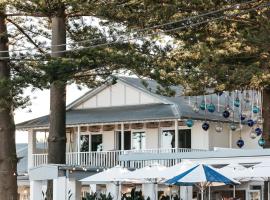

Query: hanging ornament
<box><xmin>247</xmin><ymin>119</ymin><xmax>254</xmax><ymax>127</ymax></box>
<box><xmin>255</xmin><ymin>127</ymin><xmax>262</xmax><ymax>136</ymax></box>
<box><xmin>207</xmin><ymin>103</ymin><xmax>215</xmax><ymax>113</ymax></box>
<box><xmin>252</xmin><ymin>106</ymin><xmax>260</xmax><ymax>114</ymax></box>
<box><xmin>216</xmin><ymin>91</ymin><xmax>223</xmax><ymax>96</ymax></box>
<box><xmin>186</xmin><ymin>119</ymin><xmax>194</xmax><ymax>128</ymax></box>
<box><xmin>258</xmin><ymin>138</ymin><xmax>266</xmax><ymax>147</ymax></box>
<box><xmin>236</xmin><ymin>138</ymin><xmax>245</xmax><ymax>148</ymax></box>
<box><xmin>230</xmin><ymin>123</ymin><xmax>237</xmax><ymax>131</ymax></box>
<box><xmin>200</xmin><ymin>100</ymin><xmax>206</xmax><ymax>111</ymax></box>
<box><xmin>250</xmin><ymin>129</ymin><xmax>257</xmax><ymax>139</ymax></box>
<box><xmin>202</xmin><ymin>122</ymin><xmax>210</xmax><ymax>131</ymax></box>
<box><xmin>257</xmin><ymin>117</ymin><xmax>263</xmax><ymax>124</ymax></box>
<box><xmin>240</xmin><ymin>114</ymin><xmax>246</xmax><ymax>121</ymax></box>
<box><xmin>234</xmin><ymin>96</ymin><xmax>240</xmax><ymax>108</ymax></box>
<box><xmin>192</xmin><ymin>102</ymin><xmax>200</xmax><ymax>113</ymax></box>
<box><xmin>222</xmin><ymin>110</ymin><xmax>230</xmax><ymax>118</ymax></box>
<box><xmin>244</xmin><ymin>92</ymin><xmax>250</xmax><ymax>103</ymax></box>
<box><xmin>215</xmin><ymin>123</ymin><xmax>223</xmax><ymax>133</ymax></box>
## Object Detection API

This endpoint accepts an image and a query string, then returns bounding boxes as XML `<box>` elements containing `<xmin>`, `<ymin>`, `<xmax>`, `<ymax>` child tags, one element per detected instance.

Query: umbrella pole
<box><xmin>267</xmin><ymin>180</ymin><xmax>270</xmax><ymax>200</ymax></box>
<box><xmin>201</xmin><ymin>188</ymin><xmax>204</xmax><ymax>200</ymax></box>
<box><xmin>208</xmin><ymin>186</ymin><xmax>210</xmax><ymax>200</ymax></box>
<box><xmin>233</xmin><ymin>185</ymin><xmax>236</xmax><ymax>198</ymax></box>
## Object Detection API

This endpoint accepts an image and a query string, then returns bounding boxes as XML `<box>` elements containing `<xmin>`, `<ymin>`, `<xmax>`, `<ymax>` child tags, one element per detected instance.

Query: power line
<box><xmin>2</xmin><ymin>2</ymin><xmax>269</xmax><ymax>60</ymax></box>
<box><xmin>4</xmin><ymin>0</ymin><xmax>258</xmax><ymax>54</ymax></box>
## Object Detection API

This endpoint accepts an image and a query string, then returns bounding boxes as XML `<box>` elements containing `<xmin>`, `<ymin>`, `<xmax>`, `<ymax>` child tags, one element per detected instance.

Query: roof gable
<box><xmin>67</xmin><ymin>77</ymin><xmax>172</xmax><ymax>110</ymax></box>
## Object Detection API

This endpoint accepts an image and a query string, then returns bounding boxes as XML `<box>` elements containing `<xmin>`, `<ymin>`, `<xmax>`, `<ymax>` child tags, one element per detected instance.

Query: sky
<box><xmin>15</xmin><ymin>84</ymin><xmax>89</xmax><ymax>143</ymax></box>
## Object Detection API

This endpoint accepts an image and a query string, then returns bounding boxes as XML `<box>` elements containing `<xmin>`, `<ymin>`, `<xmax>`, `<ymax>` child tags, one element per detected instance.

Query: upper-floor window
<box><xmin>80</xmin><ymin>133</ymin><xmax>103</xmax><ymax>152</ymax></box>
<box><xmin>161</xmin><ymin>129</ymin><xmax>191</xmax><ymax>149</ymax></box>
<box><xmin>132</xmin><ymin>132</ymin><xmax>146</xmax><ymax>150</ymax></box>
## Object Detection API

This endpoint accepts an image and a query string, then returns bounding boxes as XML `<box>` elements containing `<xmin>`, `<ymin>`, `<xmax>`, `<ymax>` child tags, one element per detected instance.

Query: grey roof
<box><xmin>17</xmin><ymin>143</ymin><xmax>28</xmax><ymax>174</ymax></box>
<box><xmin>16</xmin><ymin>104</ymin><xmax>178</xmax><ymax>129</ymax></box>
<box><xmin>17</xmin><ymin>76</ymin><xmax>239</xmax><ymax>129</ymax></box>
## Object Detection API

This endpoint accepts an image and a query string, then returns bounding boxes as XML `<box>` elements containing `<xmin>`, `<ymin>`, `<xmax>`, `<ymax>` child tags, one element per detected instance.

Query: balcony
<box><xmin>32</xmin><ymin>148</ymin><xmax>207</xmax><ymax>168</ymax></box>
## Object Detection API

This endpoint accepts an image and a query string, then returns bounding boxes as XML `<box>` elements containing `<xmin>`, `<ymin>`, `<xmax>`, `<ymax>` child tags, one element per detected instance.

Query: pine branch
<box><xmin>6</xmin><ymin>18</ymin><xmax>46</xmax><ymax>54</ymax></box>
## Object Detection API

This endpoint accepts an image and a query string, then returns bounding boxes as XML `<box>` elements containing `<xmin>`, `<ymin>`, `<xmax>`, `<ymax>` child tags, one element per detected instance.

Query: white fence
<box><xmin>33</xmin><ymin>148</ymin><xmax>207</xmax><ymax>168</ymax></box>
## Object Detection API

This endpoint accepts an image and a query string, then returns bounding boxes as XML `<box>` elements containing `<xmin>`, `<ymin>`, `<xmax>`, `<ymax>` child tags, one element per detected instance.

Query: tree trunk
<box><xmin>0</xmin><ymin>9</ymin><xmax>18</xmax><ymax>200</ymax></box>
<box><xmin>46</xmin><ymin>8</ymin><xmax>67</xmax><ymax>200</ymax></box>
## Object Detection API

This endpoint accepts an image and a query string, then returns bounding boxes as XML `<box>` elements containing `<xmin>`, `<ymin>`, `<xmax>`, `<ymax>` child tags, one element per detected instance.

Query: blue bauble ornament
<box><xmin>200</xmin><ymin>101</ymin><xmax>206</xmax><ymax>110</ymax></box>
<box><xmin>240</xmin><ymin>114</ymin><xmax>246</xmax><ymax>121</ymax></box>
<box><xmin>253</xmin><ymin>106</ymin><xmax>260</xmax><ymax>114</ymax></box>
<box><xmin>216</xmin><ymin>91</ymin><xmax>223</xmax><ymax>96</ymax></box>
<box><xmin>222</xmin><ymin>110</ymin><xmax>230</xmax><ymax>118</ymax></box>
<box><xmin>247</xmin><ymin>119</ymin><xmax>254</xmax><ymax>127</ymax></box>
<box><xmin>258</xmin><ymin>138</ymin><xmax>266</xmax><ymax>147</ymax></box>
<box><xmin>237</xmin><ymin>139</ymin><xmax>244</xmax><ymax>148</ymax></box>
<box><xmin>234</xmin><ymin>97</ymin><xmax>240</xmax><ymax>108</ymax></box>
<box><xmin>186</xmin><ymin>119</ymin><xmax>194</xmax><ymax>128</ymax></box>
<box><xmin>207</xmin><ymin>103</ymin><xmax>215</xmax><ymax>113</ymax></box>
<box><xmin>202</xmin><ymin>122</ymin><xmax>210</xmax><ymax>131</ymax></box>
<box><xmin>255</xmin><ymin>127</ymin><xmax>262</xmax><ymax>136</ymax></box>
<box><xmin>230</xmin><ymin>123</ymin><xmax>237</xmax><ymax>131</ymax></box>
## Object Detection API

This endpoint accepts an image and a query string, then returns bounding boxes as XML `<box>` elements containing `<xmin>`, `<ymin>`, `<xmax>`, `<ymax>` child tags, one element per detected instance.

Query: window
<box><xmin>80</xmin><ymin>135</ymin><xmax>89</xmax><ymax>152</ymax></box>
<box><xmin>91</xmin><ymin>134</ymin><xmax>103</xmax><ymax>152</ymax></box>
<box><xmin>115</xmin><ymin>131</ymin><xmax>131</xmax><ymax>150</ymax></box>
<box><xmin>161</xmin><ymin>130</ymin><xmax>175</xmax><ymax>148</ymax></box>
<box><xmin>161</xmin><ymin>129</ymin><xmax>191</xmax><ymax>149</ymax></box>
<box><xmin>132</xmin><ymin>132</ymin><xmax>146</xmax><ymax>150</ymax></box>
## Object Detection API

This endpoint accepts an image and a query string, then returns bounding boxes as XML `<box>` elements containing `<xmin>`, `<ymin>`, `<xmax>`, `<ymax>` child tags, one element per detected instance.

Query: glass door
<box><xmin>249</xmin><ymin>190</ymin><xmax>260</xmax><ymax>200</ymax></box>
<box><xmin>91</xmin><ymin>134</ymin><xmax>103</xmax><ymax>152</ymax></box>
<box><xmin>132</xmin><ymin>132</ymin><xmax>146</xmax><ymax>150</ymax></box>
<box><xmin>115</xmin><ymin>131</ymin><xmax>131</xmax><ymax>150</ymax></box>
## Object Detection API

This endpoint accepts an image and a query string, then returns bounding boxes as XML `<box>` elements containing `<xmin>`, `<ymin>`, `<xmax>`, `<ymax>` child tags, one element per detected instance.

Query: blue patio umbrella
<box><xmin>165</xmin><ymin>164</ymin><xmax>239</xmax><ymax>200</ymax></box>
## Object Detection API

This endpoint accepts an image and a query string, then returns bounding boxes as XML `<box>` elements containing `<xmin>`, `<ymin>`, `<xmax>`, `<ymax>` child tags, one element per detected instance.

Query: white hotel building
<box><xmin>16</xmin><ymin>76</ymin><xmax>268</xmax><ymax>200</ymax></box>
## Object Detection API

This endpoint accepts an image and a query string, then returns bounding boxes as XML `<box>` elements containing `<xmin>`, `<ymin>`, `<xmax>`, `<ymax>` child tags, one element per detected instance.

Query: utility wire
<box><xmin>2</xmin><ymin>2</ymin><xmax>269</xmax><ymax>60</ymax></box>
<box><xmin>4</xmin><ymin>0</ymin><xmax>258</xmax><ymax>54</ymax></box>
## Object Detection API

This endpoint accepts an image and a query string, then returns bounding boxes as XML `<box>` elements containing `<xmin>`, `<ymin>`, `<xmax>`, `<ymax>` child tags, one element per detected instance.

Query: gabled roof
<box><xmin>16</xmin><ymin>76</ymin><xmax>236</xmax><ymax>130</ymax></box>
<box><xmin>16</xmin><ymin>104</ymin><xmax>179</xmax><ymax>129</ymax></box>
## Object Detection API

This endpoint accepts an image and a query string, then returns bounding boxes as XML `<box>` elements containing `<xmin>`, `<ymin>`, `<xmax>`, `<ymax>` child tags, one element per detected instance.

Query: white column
<box><xmin>30</xmin><ymin>180</ymin><xmax>43</xmax><ymax>200</ymax></box>
<box><xmin>53</xmin><ymin>177</ymin><xmax>67</xmax><ymax>200</ymax></box>
<box><xmin>106</xmin><ymin>183</ymin><xmax>120</xmax><ymax>200</ymax></box>
<box><xmin>121</xmin><ymin>123</ymin><xmax>124</xmax><ymax>150</ymax></box>
<box><xmin>77</xmin><ymin>126</ymin><xmax>81</xmax><ymax>165</ymax></box>
<box><xmin>28</xmin><ymin>129</ymin><xmax>36</xmax><ymax>169</ymax></box>
<box><xmin>174</xmin><ymin>120</ymin><xmax>179</xmax><ymax>149</ymax></box>
<box><xmin>142</xmin><ymin>183</ymin><xmax>157</xmax><ymax>200</ymax></box>
<box><xmin>67</xmin><ymin>178</ymin><xmax>81</xmax><ymax>200</ymax></box>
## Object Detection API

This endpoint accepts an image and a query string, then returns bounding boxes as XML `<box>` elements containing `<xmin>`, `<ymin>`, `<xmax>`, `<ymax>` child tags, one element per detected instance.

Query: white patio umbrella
<box><xmin>218</xmin><ymin>163</ymin><xmax>248</xmax><ymax>198</ymax></box>
<box><xmin>245</xmin><ymin>161</ymin><xmax>270</xmax><ymax>200</ymax></box>
<box><xmin>165</xmin><ymin>164</ymin><xmax>239</xmax><ymax>200</ymax></box>
<box><xmin>121</xmin><ymin>164</ymin><xmax>167</xmax><ymax>200</ymax></box>
<box><xmin>80</xmin><ymin>165</ymin><xmax>130</xmax><ymax>200</ymax></box>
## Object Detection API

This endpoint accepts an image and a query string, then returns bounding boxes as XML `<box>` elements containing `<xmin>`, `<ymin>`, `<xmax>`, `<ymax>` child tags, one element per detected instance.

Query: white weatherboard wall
<box><xmin>75</xmin><ymin>82</ymin><xmax>160</xmax><ymax>109</ymax></box>
<box><xmin>102</xmin><ymin>131</ymin><xmax>115</xmax><ymax>151</ymax></box>
<box><xmin>145</xmin><ymin>128</ymin><xmax>159</xmax><ymax>149</ymax></box>
<box><xmin>191</xmin><ymin>122</ymin><xmax>209</xmax><ymax>150</ymax></box>
<box><xmin>208</xmin><ymin>122</ymin><xmax>230</xmax><ymax>149</ymax></box>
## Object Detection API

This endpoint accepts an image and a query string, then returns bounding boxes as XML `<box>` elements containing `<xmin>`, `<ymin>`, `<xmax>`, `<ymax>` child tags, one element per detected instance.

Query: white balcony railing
<box><xmin>32</xmin><ymin>148</ymin><xmax>207</xmax><ymax>168</ymax></box>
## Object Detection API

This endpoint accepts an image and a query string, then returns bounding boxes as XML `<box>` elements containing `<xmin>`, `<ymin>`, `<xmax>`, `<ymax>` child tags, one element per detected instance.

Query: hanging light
<box><xmin>257</xmin><ymin>117</ymin><xmax>263</xmax><ymax>124</ymax></box>
<box><xmin>244</xmin><ymin>92</ymin><xmax>250</xmax><ymax>103</ymax></box>
<box><xmin>215</xmin><ymin>123</ymin><xmax>223</xmax><ymax>133</ymax></box>
<box><xmin>222</xmin><ymin>110</ymin><xmax>230</xmax><ymax>118</ymax></box>
<box><xmin>250</xmin><ymin>129</ymin><xmax>257</xmax><ymax>139</ymax></box>
<box><xmin>202</xmin><ymin>122</ymin><xmax>210</xmax><ymax>131</ymax></box>
<box><xmin>186</xmin><ymin>119</ymin><xmax>194</xmax><ymax>128</ymax></box>
<box><xmin>207</xmin><ymin>103</ymin><xmax>216</xmax><ymax>113</ymax></box>
<box><xmin>252</xmin><ymin>105</ymin><xmax>260</xmax><ymax>114</ymax></box>
<box><xmin>230</xmin><ymin>123</ymin><xmax>237</xmax><ymax>131</ymax></box>
<box><xmin>192</xmin><ymin>102</ymin><xmax>200</xmax><ymax>113</ymax></box>
<box><xmin>234</xmin><ymin>96</ymin><xmax>240</xmax><ymax>108</ymax></box>
<box><xmin>236</xmin><ymin>138</ymin><xmax>245</xmax><ymax>148</ymax></box>
<box><xmin>247</xmin><ymin>119</ymin><xmax>254</xmax><ymax>127</ymax></box>
<box><xmin>255</xmin><ymin>127</ymin><xmax>262</xmax><ymax>136</ymax></box>
<box><xmin>240</xmin><ymin>113</ymin><xmax>246</xmax><ymax>121</ymax></box>
<box><xmin>258</xmin><ymin>137</ymin><xmax>266</xmax><ymax>147</ymax></box>
<box><xmin>200</xmin><ymin>100</ymin><xmax>206</xmax><ymax>110</ymax></box>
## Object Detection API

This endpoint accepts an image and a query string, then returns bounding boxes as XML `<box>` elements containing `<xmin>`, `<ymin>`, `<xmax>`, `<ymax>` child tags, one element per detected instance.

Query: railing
<box><xmin>32</xmin><ymin>148</ymin><xmax>208</xmax><ymax>168</ymax></box>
